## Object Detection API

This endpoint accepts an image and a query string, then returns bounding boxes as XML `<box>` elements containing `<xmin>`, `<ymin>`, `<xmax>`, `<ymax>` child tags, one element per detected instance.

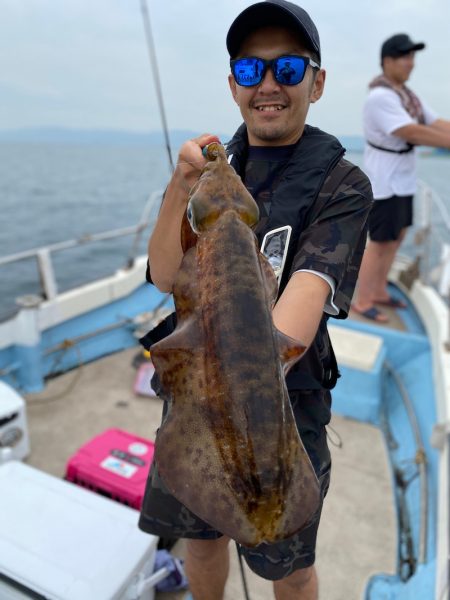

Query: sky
<box><xmin>1</xmin><ymin>0</ymin><xmax>449</xmax><ymax>139</ymax></box>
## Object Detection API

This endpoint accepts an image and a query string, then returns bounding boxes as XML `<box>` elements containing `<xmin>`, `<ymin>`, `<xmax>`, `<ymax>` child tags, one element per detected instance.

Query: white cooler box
<box><xmin>0</xmin><ymin>461</ymin><xmax>165</xmax><ymax>600</ymax></box>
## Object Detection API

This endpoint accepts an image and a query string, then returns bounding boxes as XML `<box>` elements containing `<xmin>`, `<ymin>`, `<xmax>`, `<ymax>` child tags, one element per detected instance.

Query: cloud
<box><xmin>1</xmin><ymin>0</ymin><xmax>449</xmax><ymax>136</ymax></box>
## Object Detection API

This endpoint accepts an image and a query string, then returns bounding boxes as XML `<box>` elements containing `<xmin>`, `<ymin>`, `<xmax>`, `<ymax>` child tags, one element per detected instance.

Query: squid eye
<box><xmin>187</xmin><ymin>203</ymin><xmax>197</xmax><ymax>232</ymax></box>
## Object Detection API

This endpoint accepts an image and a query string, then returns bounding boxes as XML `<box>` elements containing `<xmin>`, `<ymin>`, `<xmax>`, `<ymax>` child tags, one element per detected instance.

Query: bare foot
<box><xmin>374</xmin><ymin>296</ymin><xmax>407</xmax><ymax>309</ymax></box>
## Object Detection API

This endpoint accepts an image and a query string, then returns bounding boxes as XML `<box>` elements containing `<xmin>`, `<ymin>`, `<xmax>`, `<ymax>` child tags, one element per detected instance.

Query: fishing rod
<box><xmin>140</xmin><ymin>0</ymin><xmax>175</xmax><ymax>173</ymax></box>
<box><xmin>236</xmin><ymin>543</ymin><xmax>251</xmax><ymax>600</ymax></box>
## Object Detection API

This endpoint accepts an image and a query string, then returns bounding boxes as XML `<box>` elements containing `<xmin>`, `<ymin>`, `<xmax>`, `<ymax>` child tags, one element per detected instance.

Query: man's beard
<box><xmin>251</xmin><ymin>123</ymin><xmax>289</xmax><ymax>142</ymax></box>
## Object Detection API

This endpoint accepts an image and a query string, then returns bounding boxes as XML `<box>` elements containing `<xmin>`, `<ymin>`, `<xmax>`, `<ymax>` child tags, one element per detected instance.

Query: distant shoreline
<box><xmin>0</xmin><ymin>128</ymin><xmax>448</xmax><ymax>156</ymax></box>
<box><xmin>0</xmin><ymin>127</ymin><xmax>365</xmax><ymax>153</ymax></box>
<box><xmin>0</xmin><ymin>127</ymin><xmax>205</xmax><ymax>147</ymax></box>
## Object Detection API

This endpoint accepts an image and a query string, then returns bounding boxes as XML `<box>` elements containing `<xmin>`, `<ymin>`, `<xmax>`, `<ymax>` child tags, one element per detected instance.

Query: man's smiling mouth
<box><xmin>255</xmin><ymin>104</ymin><xmax>285</xmax><ymax>112</ymax></box>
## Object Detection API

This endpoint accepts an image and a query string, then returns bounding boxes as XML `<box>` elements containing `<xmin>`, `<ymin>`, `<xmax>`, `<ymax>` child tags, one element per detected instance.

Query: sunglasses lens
<box><xmin>232</xmin><ymin>56</ymin><xmax>309</xmax><ymax>87</ymax></box>
<box><xmin>274</xmin><ymin>56</ymin><xmax>307</xmax><ymax>85</ymax></box>
<box><xmin>233</xmin><ymin>58</ymin><xmax>264</xmax><ymax>86</ymax></box>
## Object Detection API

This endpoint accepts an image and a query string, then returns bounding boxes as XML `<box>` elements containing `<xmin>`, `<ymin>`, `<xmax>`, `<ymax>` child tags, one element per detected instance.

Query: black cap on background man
<box><xmin>226</xmin><ymin>0</ymin><xmax>321</xmax><ymax>64</ymax></box>
<box><xmin>381</xmin><ymin>33</ymin><xmax>425</xmax><ymax>63</ymax></box>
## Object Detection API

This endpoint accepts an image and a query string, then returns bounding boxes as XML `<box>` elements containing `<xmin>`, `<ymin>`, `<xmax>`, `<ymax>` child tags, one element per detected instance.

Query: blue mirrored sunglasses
<box><xmin>230</xmin><ymin>55</ymin><xmax>320</xmax><ymax>87</ymax></box>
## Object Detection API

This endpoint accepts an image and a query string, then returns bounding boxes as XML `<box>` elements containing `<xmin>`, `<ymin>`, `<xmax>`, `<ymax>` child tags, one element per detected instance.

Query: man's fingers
<box><xmin>175</xmin><ymin>133</ymin><xmax>220</xmax><ymax>191</ymax></box>
<box><xmin>179</xmin><ymin>133</ymin><xmax>221</xmax><ymax>170</ymax></box>
<box><xmin>194</xmin><ymin>133</ymin><xmax>221</xmax><ymax>148</ymax></box>
<box><xmin>189</xmin><ymin>134</ymin><xmax>221</xmax><ymax>163</ymax></box>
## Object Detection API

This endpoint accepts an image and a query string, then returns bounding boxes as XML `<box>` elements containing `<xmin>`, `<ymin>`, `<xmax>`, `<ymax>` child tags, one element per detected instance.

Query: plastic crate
<box><xmin>65</xmin><ymin>428</ymin><xmax>155</xmax><ymax>510</ymax></box>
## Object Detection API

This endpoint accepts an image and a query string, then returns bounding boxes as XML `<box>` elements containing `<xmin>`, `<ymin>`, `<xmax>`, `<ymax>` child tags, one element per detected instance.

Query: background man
<box><xmin>139</xmin><ymin>2</ymin><xmax>372</xmax><ymax>599</ymax></box>
<box><xmin>353</xmin><ymin>33</ymin><xmax>450</xmax><ymax>322</ymax></box>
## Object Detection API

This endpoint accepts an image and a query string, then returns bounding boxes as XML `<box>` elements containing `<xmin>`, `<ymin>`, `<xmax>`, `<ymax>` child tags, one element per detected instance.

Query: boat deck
<box><xmin>24</xmin><ymin>342</ymin><xmax>397</xmax><ymax>600</ymax></box>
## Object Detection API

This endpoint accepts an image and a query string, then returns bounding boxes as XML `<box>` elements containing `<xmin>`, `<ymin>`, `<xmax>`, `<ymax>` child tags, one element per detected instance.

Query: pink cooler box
<box><xmin>65</xmin><ymin>428</ymin><xmax>155</xmax><ymax>510</ymax></box>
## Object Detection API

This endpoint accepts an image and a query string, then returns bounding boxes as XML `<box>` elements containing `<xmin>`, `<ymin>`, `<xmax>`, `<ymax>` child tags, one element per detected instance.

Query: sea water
<box><xmin>0</xmin><ymin>143</ymin><xmax>171</xmax><ymax>318</ymax></box>
<box><xmin>0</xmin><ymin>142</ymin><xmax>449</xmax><ymax>318</ymax></box>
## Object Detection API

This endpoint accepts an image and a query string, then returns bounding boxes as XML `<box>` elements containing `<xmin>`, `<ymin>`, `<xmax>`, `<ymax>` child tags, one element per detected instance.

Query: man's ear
<box><xmin>310</xmin><ymin>68</ymin><xmax>326</xmax><ymax>104</ymax></box>
<box><xmin>383</xmin><ymin>57</ymin><xmax>393</xmax><ymax>71</ymax></box>
<box><xmin>228</xmin><ymin>73</ymin><xmax>239</xmax><ymax>104</ymax></box>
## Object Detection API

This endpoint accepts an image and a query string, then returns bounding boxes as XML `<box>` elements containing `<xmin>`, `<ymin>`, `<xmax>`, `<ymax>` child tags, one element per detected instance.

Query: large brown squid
<box><xmin>151</xmin><ymin>143</ymin><xmax>320</xmax><ymax>547</ymax></box>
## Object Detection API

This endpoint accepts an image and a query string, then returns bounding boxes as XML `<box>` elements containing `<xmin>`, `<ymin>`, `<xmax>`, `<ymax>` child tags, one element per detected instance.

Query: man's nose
<box><xmin>405</xmin><ymin>53</ymin><xmax>415</xmax><ymax>68</ymax></box>
<box><xmin>258</xmin><ymin>67</ymin><xmax>281</xmax><ymax>92</ymax></box>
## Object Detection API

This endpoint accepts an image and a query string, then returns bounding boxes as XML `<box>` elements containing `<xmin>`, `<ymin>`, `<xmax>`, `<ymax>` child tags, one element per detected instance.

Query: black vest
<box><xmin>226</xmin><ymin>123</ymin><xmax>344</xmax><ymax>296</ymax></box>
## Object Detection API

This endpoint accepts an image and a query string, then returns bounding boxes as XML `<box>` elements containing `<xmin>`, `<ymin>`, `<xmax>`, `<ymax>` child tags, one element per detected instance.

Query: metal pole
<box><xmin>422</xmin><ymin>186</ymin><xmax>433</xmax><ymax>286</ymax></box>
<box><xmin>235</xmin><ymin>542</ymin><xmax>251</xmax><ymax>600</ymax></box>
<box><xmin>140</xmin><ymin>0</ymin><xmax>175</xmax><ymax>174</ymax></box>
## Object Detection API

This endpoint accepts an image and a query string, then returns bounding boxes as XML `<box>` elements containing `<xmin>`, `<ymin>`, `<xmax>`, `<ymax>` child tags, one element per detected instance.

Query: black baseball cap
<box><xmin>381</xmin><ymin>33</ymin><xmax>425</xmax><ymax>60</ymax></box>
<box><xmin>226</xmin><ymin>0</ymin><xmax>321</xmax><ymax>64</ymax></box>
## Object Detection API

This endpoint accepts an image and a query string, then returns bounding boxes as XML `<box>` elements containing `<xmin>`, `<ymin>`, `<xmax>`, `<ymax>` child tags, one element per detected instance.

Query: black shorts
<box><xmin>369</xmin><ymin>195</ymin><xmax>413</xmax><ymax>242</ymax></box>
<box><xmin>139</xmin><ymin>389</ymin><xmax>332</xmax><ymax>581</ymax></box>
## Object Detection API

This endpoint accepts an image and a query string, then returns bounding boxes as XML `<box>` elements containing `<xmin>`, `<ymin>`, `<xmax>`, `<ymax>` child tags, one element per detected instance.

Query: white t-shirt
<box><xmin>363</xmin><ymin>87</ymin><xmax>437</xmax><ymax>199</ymax></box>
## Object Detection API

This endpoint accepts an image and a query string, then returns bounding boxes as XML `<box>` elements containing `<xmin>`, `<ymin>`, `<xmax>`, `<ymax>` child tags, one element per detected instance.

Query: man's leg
<box><xmin>362</xmin><ymin>239</ymin><xmax>399</xmax><ymax>299</ymax></box>
<box><xmin>352</xmin><ymin>240</ymin><xmax>390</xmax><ymax>320</ymax></box>
<box><xmin>355</xmin><ymin>191</ymin><xmax>411</xmax><ymax>315</ymax></box>
<box><xmin>353</xmin><ymin>229</ymin><xmax>407</xmax><ymax>315</ymax></box>
<box><xmin>185</xmin><ymin>536</ymin><xmax>230</xmax><ymax>600</ymax></box>
<box><xmin>273</xmin><ymin>565</ymin><xmax>318</xmax><ymax>600</ymax></box>
<box><xmin>372</xmin><ymin>229</ymin><xmax>407</xmax><ymax>301</ymax></box>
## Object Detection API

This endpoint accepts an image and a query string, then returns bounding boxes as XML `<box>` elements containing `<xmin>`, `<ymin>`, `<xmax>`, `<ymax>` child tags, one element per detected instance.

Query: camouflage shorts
<box><xmin>139</xmin><ymin>390</ymin><xmax>332</xmax><ymax>581</ymax></box>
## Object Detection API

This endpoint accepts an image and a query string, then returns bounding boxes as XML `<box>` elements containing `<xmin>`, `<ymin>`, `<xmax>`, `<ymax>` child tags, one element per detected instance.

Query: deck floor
<box><xmin>23</xmin><ymin>346</ymin><xmax>396</xmax><ymax>600</ymax></box>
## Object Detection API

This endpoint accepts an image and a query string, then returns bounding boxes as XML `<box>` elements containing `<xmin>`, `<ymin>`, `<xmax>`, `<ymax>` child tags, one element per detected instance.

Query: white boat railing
<box><xmin>413</xmin><ymin>181</ymin><xmax>450</xmax><ymax>348</ymax></box>
<box><xmin>0</xmin><ymin>189</ymin><xmax>163</xmax><ymax>304</ymax></box>
<box><xmin>415</xmin><ymin>181</ymin><xmax>450</xmax><ymax>295</ymax></box>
